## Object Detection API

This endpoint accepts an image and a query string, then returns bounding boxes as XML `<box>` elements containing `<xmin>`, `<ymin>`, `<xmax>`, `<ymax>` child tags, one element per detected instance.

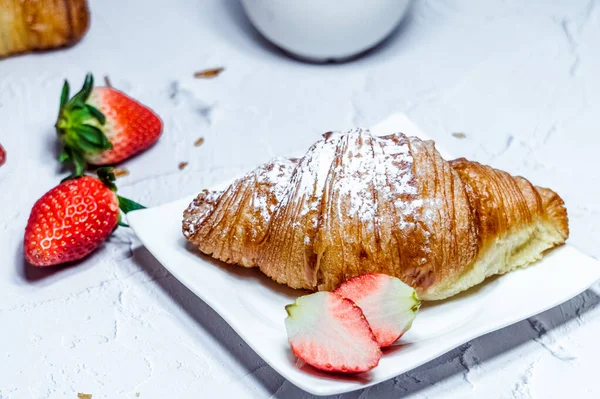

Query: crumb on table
<box><xmin>114</xmin><ymin>168</ymin><xmax>129</xmax><ymax>178</ymax></box>
<box><xmin>194</xmin><ymin>67</ymin><xmax>224</xmax><ymax>78</ymax></box>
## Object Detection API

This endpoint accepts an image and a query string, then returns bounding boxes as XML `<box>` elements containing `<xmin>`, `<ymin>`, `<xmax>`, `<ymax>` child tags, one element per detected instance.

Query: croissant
<box><xmin>182</xmin><ymin>129</ymin><xmax>569</xmax><ymax>300</ymax></box>
<box><xmin>0</xmin><ymin>0</ymin><xmax>89</xmax><ymax>58</ymax></box>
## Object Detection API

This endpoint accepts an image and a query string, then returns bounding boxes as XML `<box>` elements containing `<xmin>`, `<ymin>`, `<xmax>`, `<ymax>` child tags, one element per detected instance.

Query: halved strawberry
<box><xmin>24</xmin><ymin>168</ymin><xmax>144</xmax><ymax>267</ymax></box>
<box><xmin>284</xmin><ymin>292</ymin><xmax>381</xmax><ymax>373</ymax></box>
<box><xmin>56</xmin><ymin>74</ymin><xmax>163</xmax><ymax>176</ymax></box>
<box><xmin>334</xmin><ymin>274</ymin><xmax>421</xmax><ymax>347</ymax></box>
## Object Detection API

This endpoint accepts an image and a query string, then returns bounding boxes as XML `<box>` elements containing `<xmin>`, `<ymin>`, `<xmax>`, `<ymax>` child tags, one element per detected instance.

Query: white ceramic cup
<box><xmin>240</xmin><ymin>0</ymin><xmax>412</xmax><ymax>62</ymax></box>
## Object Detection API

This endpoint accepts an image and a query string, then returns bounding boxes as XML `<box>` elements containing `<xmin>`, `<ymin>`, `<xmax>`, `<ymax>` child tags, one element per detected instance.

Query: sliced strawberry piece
<box><xmin>334</xmin><ymin>274</ymin><xmax>421</xmax><ymax>347</ymax></box>
<box><xmin>285</xmin><ymin>292</ymin><xmax>381</xmax><ymax>373</ymax></box>
<box><xmin>56</xmin><ymin>74</ymin><xmax>162</xmax><ymax>176</ymax></box>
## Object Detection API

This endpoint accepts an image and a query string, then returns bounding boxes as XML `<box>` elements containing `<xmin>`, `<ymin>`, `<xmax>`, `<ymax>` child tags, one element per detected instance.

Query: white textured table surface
<box><xmin>1</xmin><ymin>1</ymin><xmax>599</xmax><ymax>398</ymax></box>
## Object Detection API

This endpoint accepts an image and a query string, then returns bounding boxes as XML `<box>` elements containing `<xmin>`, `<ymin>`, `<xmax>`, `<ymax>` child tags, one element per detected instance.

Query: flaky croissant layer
<box><xmin>183</xmin><ymin>129</ymin><xmax>568</xmax><ymax>300</ymax></box>
<box><xmin>0</xmin><ymin>0</ymin><xmax>89</xmax><ymax>58</ymax></box>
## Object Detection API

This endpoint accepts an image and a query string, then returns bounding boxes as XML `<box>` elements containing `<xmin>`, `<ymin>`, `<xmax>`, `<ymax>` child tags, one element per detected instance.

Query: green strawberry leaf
<box><xmin>58</xmin><ymin>149</ymin><xmax>69</xmax><ymax>163</ymax></box>
<box><xmin>71</xmin><ymin>149</ymin><xmax>86</xmax><ymax>178</ymax></box>
<box><xmin>70</xmin><ymin>73</ymin><xmax>94</xmax><ymax>106</ymax></box>
<box><xmin>86</xmin><ymin>104</ymin><xmax>106</xmax><ymax>125</ymax></box>
<box><xmin>76</xmin><ymin>124</ymin><xmax>112</xmax><ymax>150</ymax></box>
<box><xmin>76</xmin><ymin>125</ymin><xmax>102</xmax><ymax>145</ymax></box>
<box><xmin>69</xmin><ymin>107</ymin><xmax>92</xmax><ymax>125</ymax></box>
<box><xmin>118</xmin><ymin>195</ymin><xmax>146</xmax><ymax>214</ymax></box>
<box><xmin>77</xmin><ymin>137</ymin><xmax>102</xmax><ymax>153</ymax></box>
<box><xmin>59</xmin><ymin>81</ymin><xmax>70</xmax><ymax>110</ymax></box>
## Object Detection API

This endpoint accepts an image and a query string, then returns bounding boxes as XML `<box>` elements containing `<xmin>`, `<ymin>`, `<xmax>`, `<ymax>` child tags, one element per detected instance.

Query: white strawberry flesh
<box><xmin>334</xmin><ymin>273</ymin><xmax>421</xmax><ymax>347</ymax></box>
<box><xmin>285</xmin><ymin>292</ymin><xmax>381</xmax><ymax>373</ymax></box>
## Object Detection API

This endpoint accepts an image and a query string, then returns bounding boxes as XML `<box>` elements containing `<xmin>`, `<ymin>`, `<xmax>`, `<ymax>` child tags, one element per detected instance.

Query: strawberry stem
<box><xmin>96</xmin><ymin>167</ymin><xmax>145</xmax><ymax>227</ymax></box>
<box><xmin>96</xmin><ymin>167</ymin><xmax>118</xmax><ymax>191</ymax></box>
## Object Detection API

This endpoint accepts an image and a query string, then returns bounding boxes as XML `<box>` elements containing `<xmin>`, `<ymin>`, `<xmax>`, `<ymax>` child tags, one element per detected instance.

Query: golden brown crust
<box><xmin>182</xmin><ymin>158</ymin><xmax>299</xmax><ymax>267</ymax></box>
<box><xmin>535</xmin><ymin>185</ymin><xmax>570</xmax><ymax>240</ymax></box>
<box><xmin>183</xmin><ymin>131</ymin><xmax>570</xmax><ymax>300</ymax></box>
<box><xmin>449</xmin><ymin>158</ymin><xmax>541</xmax><ymax>243</ymax></box>
<box><xmin>448</xmin><ymin>158</ymin><xmax>569</xmax><ymax>244</ymax></box>
<box><xmin>0</xmin><ymin>0</ymin><xmax>89</xmax><ymax>58</ymax></box>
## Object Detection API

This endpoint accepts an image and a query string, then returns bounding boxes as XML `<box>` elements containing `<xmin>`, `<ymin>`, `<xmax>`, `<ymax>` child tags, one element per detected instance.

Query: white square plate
<box><xmin>128</xmin><ymin>114</ymin><xmax>600</xmax><ymax>396</ymax></box>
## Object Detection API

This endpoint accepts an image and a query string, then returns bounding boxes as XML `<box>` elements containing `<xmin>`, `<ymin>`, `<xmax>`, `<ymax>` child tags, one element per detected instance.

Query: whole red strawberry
<box><xmin>56</xmin><ymin>74</ymin><xmax>162</xmax><ymax>175</ymax></box>
<box><xmin>24</xmin><ymin>168</ymin><xmax>143</xmax><ymax>266</ymax></box>
<box><xmin>0</xmin><ymin>143</ymin><xmax>5</xmax><ymax>167</ymax></box>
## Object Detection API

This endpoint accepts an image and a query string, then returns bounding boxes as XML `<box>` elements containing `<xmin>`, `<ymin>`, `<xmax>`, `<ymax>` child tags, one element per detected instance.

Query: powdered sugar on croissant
<box><xmin>183</xmin><ymin>129</ymin><xmax>568</xmax><ymax>300</ymax></box>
